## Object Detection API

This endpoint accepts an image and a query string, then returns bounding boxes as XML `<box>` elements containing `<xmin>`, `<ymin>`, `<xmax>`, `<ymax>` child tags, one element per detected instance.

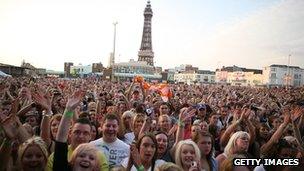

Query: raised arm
<box><xmin>139</xmin><ymin>82</ymin><xmax>146</xmax><ymax>102</ymax></box>
<box><xmin>0</xmin><ymin>101</ymin><xmax>30</xmax><ymax>171</ymax></box>
<box><xmin>16</xmin><ymin>102</ymin><xmax>35</xmax><ymax>117</ymax></box>
<box><xmin>220</xmin><ymin>109</ymin><xmax>250</xmax><ymax>147</ymax></box>
<box><xmin>56</xmin><ymin>90</ymin><xmax>84</xmax><ymax>142</ymax></box>
<box><xmin>1</xmin><ymin>98</ymin><xmax>30</xmax><ymax>143</ymax></box>
<box><xmin>32</xmin><ymin>90</ymin><xmax>53</xmax><ymax>146</ymax></box>
<box><xmin>5</xmin><ymin>88</ymin><xmax>14</xmax><ymax>101</ymax></box>
<box><xmin>247</xmin><ymin>118</ymin><xmax>256</xmax><ymax>145</ymax></box>
<box><xmin>138</xmin><ymin>117</ymin><xmax>152</xmax><ymax>140</ymax></box>
<box><xmin>170</xmin><ymin>107</ymin><xmax>196</xmax><ymax>156</ymax></box>
<box><xmin>291</xmin><ymin>108</ymin><xmax>304</xmax><ymax>156</ymax></box>
<box><xmin>120</xmin><ymin>93</ymin><xmax>131</xmax><ymax>109</ymax></box>
<box><xmin>261</xmin><ymin>110</ymin><xmax>290</xmax><ymax>155</ymax></box>
<box><xmin>126</xmin><ymin>80</ymin><xmax>135</xmax><ymax>101</ymax></box>
<box><xmin>297</xmin><ymin>111</ymin><xmax>304</xmax><ymax>131</ymax></box>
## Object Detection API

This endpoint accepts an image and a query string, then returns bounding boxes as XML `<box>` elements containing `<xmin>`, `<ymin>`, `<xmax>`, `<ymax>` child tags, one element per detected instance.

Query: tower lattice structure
<box><xmin>138</xmin><ymin>0</ymin><xmax>154</xmax><ymax>66</ymax></box>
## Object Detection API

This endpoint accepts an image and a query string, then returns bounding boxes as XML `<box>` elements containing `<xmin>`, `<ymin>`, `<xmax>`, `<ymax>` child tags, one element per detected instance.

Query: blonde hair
<box><xmin>70</xmin><ymin>143</ymin><xmax>100</xmax><ymax>171</ymax></box>
<box><xmin>122</xmin><ymin>110</ymin><xmax>134</xmax><ymax>119</ymax></box>
<box><xmin>18</xmin><ymin>136</ymin><xmax>48</xmax><ymax>165</ymax></box>
<box><xmin>132</xmin><ymin>113</ymin><xmax>145</xmax><ymax>129</ymax></box>
<box><xmin>156</xmin><ymin>162</ymin><xmax>183</xmax><ymax>171</ymax></box>
<box><xmin>220</xmin><ymin>154</ymin><xmax>248</xmax><ymax>171</ymax></box>
<box><xmin>175</xmin><ymin>140</ymin><xmax>201</xmax><ymax>168</ymax></box>
<box><xmin>224</xmin><ymin>131</ymin><xmax>250</xmax><ymax>157</ymax></box>
<box><xmin>50</xmin><ymin>114</ymin><xmax>62</xmax><ymax>125</ymax></box>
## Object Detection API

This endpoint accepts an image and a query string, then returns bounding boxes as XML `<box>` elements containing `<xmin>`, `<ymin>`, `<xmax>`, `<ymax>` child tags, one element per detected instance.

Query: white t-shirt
<box><xmin>121</xmin><ymin>158</ymin><xmax>166</xmax><ymax>171</ymax></box>
<box><xmin>123</xmin><ymin>132</ymin><xmax>135</xmax><ymax>145</ymax></box>
<box><xmin>90</xmin><ymin>138</ymin><xmax>130</xmax><ymax>167</ymax></box>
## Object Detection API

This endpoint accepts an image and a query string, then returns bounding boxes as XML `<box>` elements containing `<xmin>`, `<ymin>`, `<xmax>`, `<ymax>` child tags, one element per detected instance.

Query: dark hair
<box><xmin>75</xmin><ymin>118</ymin><xmax>91</xmax><ymax>126</ymax></box>
<box><xmin>132</xmin><ymin>101</ymin><xmax>140</xmax><ymax>109</ymax></box>
<box><xmin>136</xmin><ymin>133</ymin><xmax>158</xmax><ymax>171</ymax></box>
<box><xmin>106</xmin><ymin>101</ymin><xmax>114</xmax><ymax>107</ymax></box>
<box><xmin>192</xmin><ymin>132</ymin><xmax>215</xmax><ymax>167</ymax></box>
<box><xmin>103</xmin><ymin>114</ymin><xmax>120</xmax><ymax>124</ymax></box>
<box><xmin>154</xmin><ymin>131</ymin><xmax>169</xmax><ymax>153</ymax></box>
<box><xmin>74</xmin><ymin>118</ymin><xmax>91</xmax><ymax>128</ymax></box>
<box><xmin>160</xmin><ymin>102</ymin><xmax>172</xmax><ymax>112</ymax></box>
<box><xmin>79</xmin><ymin>112</ymin><xmax>90</xmax><ymax>119</ymax></box>
<box><xmin>264</xmin><ymin>139</ymin><xmax>297</xmax><ymax>171</ymax></box>
<box><xmin>135</xmin><ymin>103</ymin><xmax>146</xmax><ymax>114</ymax></box>
<box><xmin>90</xmin><ymin>122</ymin><xmax>99</xmax><ymax>140</ymax></box>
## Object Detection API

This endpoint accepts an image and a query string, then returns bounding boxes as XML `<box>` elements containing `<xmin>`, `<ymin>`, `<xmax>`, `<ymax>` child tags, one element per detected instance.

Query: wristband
<box><xmin>65</xmin><ymin>111</ymin><xmax>74</xmax><ymax>118</ymax></box>
<box><xmin>137</xmin><ymin>165</ymin><xmax>144</xmax><ymax>171</ymax></box>
<box><xmin>177</xmin><ymin>120</ymin><xmax>185</xmax><ymax>127</ymax></box>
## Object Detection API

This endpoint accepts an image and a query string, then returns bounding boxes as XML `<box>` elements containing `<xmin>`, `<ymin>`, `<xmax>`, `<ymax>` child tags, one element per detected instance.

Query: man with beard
<box><xmin>90</xmin><ymin>114</ymin><xmax>130</xmax><ymax>168</ymax></box>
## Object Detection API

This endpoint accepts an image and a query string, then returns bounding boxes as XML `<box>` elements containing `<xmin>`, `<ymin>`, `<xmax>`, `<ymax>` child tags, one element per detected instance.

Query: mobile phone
<box><xmin>191</xmin><ymin>161</ymin><xmax>197</xmax><ymax>167</ymax></box>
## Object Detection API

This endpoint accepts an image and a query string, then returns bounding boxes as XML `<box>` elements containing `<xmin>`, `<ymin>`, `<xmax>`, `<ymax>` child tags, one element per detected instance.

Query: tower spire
<box><xmin>138</xmin><ymin>0</ymin><xmax>154</xmax><ymax>66</ymax></box>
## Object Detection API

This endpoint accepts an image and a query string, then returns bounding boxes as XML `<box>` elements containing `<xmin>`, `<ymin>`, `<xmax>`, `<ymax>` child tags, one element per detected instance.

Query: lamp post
<box><xmin>112</xmin><ymin>22</ymin><xmax>118</xmax><ymax>64</ymax></box>
<box><xmin>111</xmin><ymin>22</ymin><xmax>118</xmax><ymax>81</ymax></box>
<box><xmin>286</xmin><ymin>54</ymin><xmax>291</xmax><ymax>89</ymax></box>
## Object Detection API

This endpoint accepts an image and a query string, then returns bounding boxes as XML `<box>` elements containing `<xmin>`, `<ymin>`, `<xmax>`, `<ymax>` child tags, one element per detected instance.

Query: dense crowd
<box><xmin>0</xmin><ymin>76</ymin><xmax>304</xmax><ymax>171</ymax></box>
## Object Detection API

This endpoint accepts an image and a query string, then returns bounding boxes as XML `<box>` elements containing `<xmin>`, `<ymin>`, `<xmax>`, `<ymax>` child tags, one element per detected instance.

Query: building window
<box><xmin>271</xmin><ymin>68</ymin><xmax>276</xmax><ymax>72</ymax></box>
<box><xmin>294</xmin><ymin>74</ymin><xmax>298</xmax><ymax>79</ymax></box>
<box><xmin>270</xmin><ymin>73</ymin><xmax>276</xmax><ymax>78</ymax></box>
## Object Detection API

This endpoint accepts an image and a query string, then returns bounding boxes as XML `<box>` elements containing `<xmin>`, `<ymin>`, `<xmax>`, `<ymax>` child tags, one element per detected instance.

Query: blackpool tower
<box><xmin>138</xmin><ymin>0</ymin><xmax>154</xmax><ymax>66</ymax></box>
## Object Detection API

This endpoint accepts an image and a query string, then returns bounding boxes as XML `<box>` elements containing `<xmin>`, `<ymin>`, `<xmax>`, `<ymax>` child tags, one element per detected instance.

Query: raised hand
<box><xmin>179</xmin><ymin>107</ymin><xmax>196</xmax><ymax>122</ymax></box>
<box><xmin>130</xmin><ymin>143</ymin><xmax>141</xmax><ymax>167</ymax></box>
<box><xmin>65</xmin><ymin>89</ymin><xmax>85</xmax><ymax>112</ymax></box>
<box><xmin>10</xmin><ymin>97</ymin><xmax>19</xmax><ymax>115</ymax></box>
<box><xmin>0</xmin><ymin>98</ymin><xmax>22</xmax><ymax>139</ymax></box>
<box><xmin>32</xmin><ymin>89</ymin><xmax>53</xmax><ymax>112</ymax></box>
<box><xmin>0</xmin><ymin>114</ymin><xmax>20</xmax><ymax>139</ymax></box>
<box><xmin>168</xmin><ymin>124</ymin><xmax>178</xmax><ymax>136</ymax></box>
<box><xmin>291</xmin><ymin>106</ymin><xmax>303</xmax><ymax>121</ymax></box>
<box><xmin>239</xmin><ymin>108</ymin><xmax>251</xmax><ymax>122</ymax></box>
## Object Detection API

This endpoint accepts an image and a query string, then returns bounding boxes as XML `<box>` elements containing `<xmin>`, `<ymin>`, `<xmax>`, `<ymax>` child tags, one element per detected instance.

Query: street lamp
<box><xmin>113</xmin><ymin>22</ymin><xmax>118</xmax><ymax>63</ymax></box>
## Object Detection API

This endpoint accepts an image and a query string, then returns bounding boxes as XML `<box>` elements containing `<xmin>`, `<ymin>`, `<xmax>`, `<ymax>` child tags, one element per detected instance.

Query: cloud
<box><xmin>204</xmin><ymin>0</ymin><xmax>304</xmax><ymax>69</ymax></box>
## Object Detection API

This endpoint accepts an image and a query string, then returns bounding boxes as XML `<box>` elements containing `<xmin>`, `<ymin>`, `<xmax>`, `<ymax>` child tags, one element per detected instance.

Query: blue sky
<box><xmin>0</xmin><ymin>0</ymin><xmax>303</xmax><ymax>71</ymax></box>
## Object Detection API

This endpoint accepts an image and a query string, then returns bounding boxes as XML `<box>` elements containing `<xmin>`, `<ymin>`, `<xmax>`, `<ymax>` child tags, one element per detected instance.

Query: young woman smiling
<box><xmin>122</xmin><ymin>133</ymin><xmax>165</xmax><ymax>171</ymax></box>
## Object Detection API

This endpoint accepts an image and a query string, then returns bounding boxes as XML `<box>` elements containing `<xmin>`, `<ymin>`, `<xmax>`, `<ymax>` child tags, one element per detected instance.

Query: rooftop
<box><xmin>270</xmin><ymin>64</ymin><xmax>301</xmax><ymax>69</ymax></box>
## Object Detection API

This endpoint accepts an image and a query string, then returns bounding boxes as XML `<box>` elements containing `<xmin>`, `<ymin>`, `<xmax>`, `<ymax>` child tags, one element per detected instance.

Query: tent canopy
<box><xmin>0</xmin><ymin>70</ymin><xmax>12</xmax><ymax>77</ymax></box>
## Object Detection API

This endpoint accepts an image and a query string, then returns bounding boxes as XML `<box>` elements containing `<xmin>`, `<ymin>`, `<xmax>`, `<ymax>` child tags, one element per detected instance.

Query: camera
<box><xmin>191</xmin><ymin>161</ymin><xmax>197</xmax><ymax>167</ymax></box>
<box><xmin>145</xmin><ymin>108</ymin><xmax>154</xmax><ymax>116</ymax></box>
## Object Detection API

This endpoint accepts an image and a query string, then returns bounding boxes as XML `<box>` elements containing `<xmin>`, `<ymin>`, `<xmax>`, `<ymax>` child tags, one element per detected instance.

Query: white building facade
<box><xmin>174</xmin><ymin>70</ymin><xmax>215</xmax><ymax>84</ymax></box>
<box><xmin>113</xmin><ymin>59</ymin><xmax>161</xmax><ymax>81</ymax></box>
<box><xmin>215</xmin><ymin>66</ymin><xmax>263</xmax><ymax>86</ymax></box>
<box><xmin>263</xmin><ymin>64</ymin><xmax>304</xmax><ymax>87</ymax></box>
<box><xmin>70</xmin><ymin>64</ymin><xmax>92</xmax><ymax>77</ymax></box>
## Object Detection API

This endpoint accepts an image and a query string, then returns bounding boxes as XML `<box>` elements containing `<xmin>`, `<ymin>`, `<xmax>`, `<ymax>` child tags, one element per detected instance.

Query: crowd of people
<box><xmin>0</xmin><ymin>76</ymin><xmax>304</xmax><ymax>171</ymax></box>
